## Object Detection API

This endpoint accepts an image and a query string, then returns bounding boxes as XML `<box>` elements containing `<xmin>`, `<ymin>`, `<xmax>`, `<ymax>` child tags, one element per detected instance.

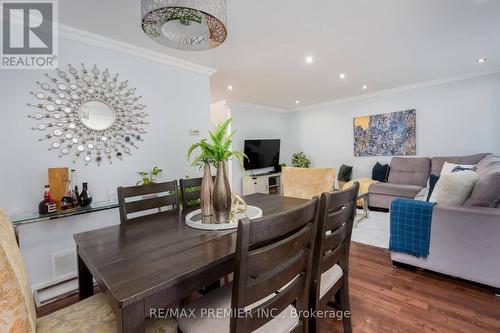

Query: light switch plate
<box><xmin>189</xmin><ymin>129</ymin><xmax>200</xmax><ymax>136</ymax></box>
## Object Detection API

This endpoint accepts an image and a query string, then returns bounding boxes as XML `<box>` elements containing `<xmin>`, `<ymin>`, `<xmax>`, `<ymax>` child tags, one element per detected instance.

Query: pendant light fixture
<box><xmin>141</xmin><ymin>0</ymin><xmax>227</xmax><ymax>51</ymax></box>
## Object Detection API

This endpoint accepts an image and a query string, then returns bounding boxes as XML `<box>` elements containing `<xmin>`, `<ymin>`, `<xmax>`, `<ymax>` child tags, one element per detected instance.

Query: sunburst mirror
<box><xmin>27</xmin><ymin>63</ymin><xmax>148</xmax><ymax>165</ymax></box>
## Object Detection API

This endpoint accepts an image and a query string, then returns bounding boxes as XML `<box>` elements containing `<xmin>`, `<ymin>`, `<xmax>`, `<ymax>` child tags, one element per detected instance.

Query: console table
<box><xmin>11</xmin><ymin>201</ymin><xmax>118</xmax><ymax>243</ymax></box>
<box><xmin>10</xmin><ymin>201</ymin><xmax>118</xmax><ymax>306</ymax></box>
<box><xmin>242</xmin><ymin>172</ymin><xmax>282</xmax><ymax>195</ymax></box>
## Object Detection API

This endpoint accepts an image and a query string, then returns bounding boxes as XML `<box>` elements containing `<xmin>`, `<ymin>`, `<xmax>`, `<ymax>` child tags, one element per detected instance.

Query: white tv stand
<box><xmin>242</xmin><ymin>172</ymin><xmax>282</xmax><ymax>196</ymax></box>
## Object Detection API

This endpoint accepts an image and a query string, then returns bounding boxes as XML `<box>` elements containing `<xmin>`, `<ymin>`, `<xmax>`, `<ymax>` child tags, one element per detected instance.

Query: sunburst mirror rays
<box><xmin>28</xmin><ymin>63</ymin><xmax>148</xmax><ymax>166</ymax></box>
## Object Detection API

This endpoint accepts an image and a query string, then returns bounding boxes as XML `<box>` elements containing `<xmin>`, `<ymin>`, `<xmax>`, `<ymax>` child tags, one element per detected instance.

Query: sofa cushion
<box><xmin>388</xmin><ymin>157</ymin><xmax>430</xmax><ymax>187</ymax></box>
<box><xmin>369</xmin><ymin>182</ymin><xmax>423</xmax><ymax>198</ymax></box>
<box><xmin>430</xmin><ymin>153</ymin><xmax>490</xmax><ymax>175</ymax></box>
<box><xmin>429</xmin><ymin>171</ymin><xmax>478</xmax><ymax>206</ymax></box>
<box><xmin>465</xmin><ymin>155</ymin><xmax>500</xmax><ymax>208</ymax></box>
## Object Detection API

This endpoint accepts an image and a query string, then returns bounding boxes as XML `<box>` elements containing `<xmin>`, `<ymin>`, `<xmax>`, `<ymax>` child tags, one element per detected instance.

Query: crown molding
<box><xmin>58</xmin><ymin>24</ymin><xmax>217</xmax><ymax>76</ymax></box>
<box><xmin>226</xmin><ymin>102</ymin><xmax>288</xmax><ymax>113</ymax></box>
<box><xmin>295</xmin><ymin>67</ymin><xmax>500</xmax><ymax>112</ymax></box>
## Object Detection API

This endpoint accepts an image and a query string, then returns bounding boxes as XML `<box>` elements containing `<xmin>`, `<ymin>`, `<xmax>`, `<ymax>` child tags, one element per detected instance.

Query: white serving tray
<box><xmin>185</xmin><ymin>205</ymin><xmax>263</xmax><ymax>230</ymax></box>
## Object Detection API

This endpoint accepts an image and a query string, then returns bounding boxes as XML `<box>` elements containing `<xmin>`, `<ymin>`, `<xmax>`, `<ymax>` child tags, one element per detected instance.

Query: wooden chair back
<box><xmin>179</xmin><ymin>177</ymin><xmax>202</xmax><ymax>209</ymax></box>
<box><xmin>230</xmin><ymin>198</ymin><xmax>319</xmax><ymax>333</ymax></box>
<box><xmin>117</xmin><ymin>181</ymin><xmax>179</xmax><ymax>224</ymax></box>
<box><xmin>310</xmin><ymin>183</ymin><xmax>359</xmax><ymax>308</ymax></box>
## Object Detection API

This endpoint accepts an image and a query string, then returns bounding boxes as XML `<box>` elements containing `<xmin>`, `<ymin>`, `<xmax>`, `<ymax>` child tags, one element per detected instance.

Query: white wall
<box><xmin>0</xmin><ymin>36</ymin><xmax>211</xmax><ymax>287</ymax></box>
<box><xmin>287</xmin><ymin>73</ymin><xmax>500</xmax><ymax>179</ymax></box>
<box><xmin>229</xmin><ymin>104</ymin><xmax>290</xmax><ymax>194</ymax></box>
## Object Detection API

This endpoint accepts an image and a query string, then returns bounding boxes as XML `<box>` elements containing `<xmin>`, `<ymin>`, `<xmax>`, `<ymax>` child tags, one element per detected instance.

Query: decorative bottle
<box><xmin>70</xmin><ymin>169</ymin><xmax>80</xmax><ymax>207</ymax></box>
<box><xmin>38</xmin><ymin>185</ymin><xmax>57</xmax><ymax>214</ymax></box>
<box><xmin>78</xmin><ymin>182</ymin><xmax>93</xmax><ymax>207</ymax></box>
<box><xmin>60</xmin><ymin>180</ymin><xmax>77</xmax><ymax>210</ymax></box>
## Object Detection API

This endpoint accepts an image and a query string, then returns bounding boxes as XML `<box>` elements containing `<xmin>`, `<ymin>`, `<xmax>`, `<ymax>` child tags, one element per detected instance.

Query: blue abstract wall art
<box><xmin>353</xmin><ymin>109</ymin><xmax>416</xmax><ymax>157</ymax></box>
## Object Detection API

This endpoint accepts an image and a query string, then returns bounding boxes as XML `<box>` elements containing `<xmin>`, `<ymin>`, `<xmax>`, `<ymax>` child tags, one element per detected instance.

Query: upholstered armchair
<box><xmin>282</xmin><ymin>167</ymin><xmax>336</xmax><ymax>199</ymax></box>
<box><xmin>0</xmin><ymin>209</ymin><xmax>176</xmax><ymax>333</ymax></box>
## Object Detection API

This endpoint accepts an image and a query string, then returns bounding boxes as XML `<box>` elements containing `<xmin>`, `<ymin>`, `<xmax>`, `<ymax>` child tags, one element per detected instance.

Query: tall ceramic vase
<box><xmin>213</xmin><ymin>161</ymin><xmax>231</xmax><ymax>224</ymax></box>
<box><xmin>200</xmin><ymin>163</ymin><xmax>214</xmax><ymax>224</ymax></box>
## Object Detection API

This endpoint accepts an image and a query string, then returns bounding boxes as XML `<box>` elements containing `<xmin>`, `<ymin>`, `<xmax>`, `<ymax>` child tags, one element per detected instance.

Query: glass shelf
<box><xmin>11</xmin><ymin>201</ymin><xmax>118</xmax><ymax>226</ymax></box>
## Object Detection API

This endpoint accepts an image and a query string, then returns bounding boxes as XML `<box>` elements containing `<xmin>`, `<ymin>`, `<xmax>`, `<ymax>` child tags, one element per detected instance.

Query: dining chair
<box><xmin>177</xmin><ymin>197</ymin><xmax>320</xmax><ymax>333</ymax></box>
<box><xmin>282</xmin><ymin>167</ymin><xmax>337</xmax><ymax>199</ymax></box>
<box><xmin>117</xmin><ymin>181</ymin><xmax>179</xmax><ymax>224</ymax></box>
<box><xmin>309</xmin><ymin>182</ymin><xmax>359</xmax><ymax>333</ymax></box>
<box><xmin>179</xmin><ymin>177</ymin><xmax>203</xmax><ymax>210</ymax></box>
<box><xmin>0</xmin><ymin>209</ymin><xmax>177</xmax><ymax>333</ymax></box>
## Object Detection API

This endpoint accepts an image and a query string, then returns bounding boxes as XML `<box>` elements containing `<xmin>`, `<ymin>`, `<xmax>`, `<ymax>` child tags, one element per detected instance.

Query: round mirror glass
<box><xmin>78</xmin><ymin>100</ymin><xmax>115</xmax><ymax>131</ymax></box>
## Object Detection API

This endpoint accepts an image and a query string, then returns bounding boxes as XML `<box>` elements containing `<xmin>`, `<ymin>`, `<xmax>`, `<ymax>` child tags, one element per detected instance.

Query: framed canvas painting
<box><xmin>353</xmin><ymin>109</ymin><xmax>416</xmax><ymax>157</ymax></box>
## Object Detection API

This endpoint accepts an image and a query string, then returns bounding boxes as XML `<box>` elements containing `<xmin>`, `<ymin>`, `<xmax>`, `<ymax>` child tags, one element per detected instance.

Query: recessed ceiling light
<box><xmin>339</xmin><ymin>73</ymin><xmax>346</xmax><ymax>79</ymax></box>
<box><xmin>227</xmin><ymin>85</ymin><xmax>233</xmax><ymax>90</ymax></box>
<box><xmin>295</xmin><ymin>100</ymin><xmax>300</xmax><ymax>104</ymax></box>
<box><xmin>477</xmin><ymin>58</ymin><xmax>487</xmax><ymax>64</ymax></box>
<box><xmin>305</xmin><ymin>56</ymin><xmax>313</xmax><ymax>64</ymax></box>
<box><xmin>362</xmin><ymin>85</ymin><xmax>368</xmax><ymax>90</ymax></box>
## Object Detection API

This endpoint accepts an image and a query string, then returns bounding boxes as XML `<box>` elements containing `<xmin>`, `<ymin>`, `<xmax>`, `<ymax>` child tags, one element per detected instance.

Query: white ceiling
<box><xmin>59</xmin><ymin>0</ymin><xmax>500</xmax><ymax>109</ymax></box>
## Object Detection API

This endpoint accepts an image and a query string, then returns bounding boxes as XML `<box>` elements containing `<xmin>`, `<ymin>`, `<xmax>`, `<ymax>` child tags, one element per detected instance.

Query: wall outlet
<box><xmin>189</xmin><ymin>129</ymin><xmax>200</xmax><ymax>136</ymax></box>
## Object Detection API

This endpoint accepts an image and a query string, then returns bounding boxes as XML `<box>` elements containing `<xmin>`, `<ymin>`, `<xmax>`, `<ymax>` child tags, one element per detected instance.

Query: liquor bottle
<box><xmin>60</xmin><ymin>180</ymin><xmax>77</xmax><ymax>210</ymax></box>
<box><xmin>78</xmin><ymin>182</ymin><xmax>93</xmax><ymax>207</ymax></box>
<box><xmin>38</xmin><ymin>185</ymin><xmax>57</xmax><ymax>214</ymax></box>
<box><xmin>70</xmin><ymin>169</ymin><xmax>80</xmax><ymax>207</ymax></box>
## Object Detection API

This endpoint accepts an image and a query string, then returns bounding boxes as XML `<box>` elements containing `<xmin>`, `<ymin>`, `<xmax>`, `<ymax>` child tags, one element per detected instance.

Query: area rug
<box><xmin>352</xmin><ymin>211</ymin><xmax>390</xmax><ymax>249</ymax></box>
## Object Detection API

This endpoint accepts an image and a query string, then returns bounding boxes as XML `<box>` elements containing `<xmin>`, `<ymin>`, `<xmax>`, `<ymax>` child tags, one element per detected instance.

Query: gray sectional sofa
<box><xmin>368</xmin><ymin>153</ymin><xmax>490</xmax><ymax>209</ymax></box>
<box><xmin>369</xmin><ymin>153</ymin><xmax>500</xmax><ymax>291</ymax></box>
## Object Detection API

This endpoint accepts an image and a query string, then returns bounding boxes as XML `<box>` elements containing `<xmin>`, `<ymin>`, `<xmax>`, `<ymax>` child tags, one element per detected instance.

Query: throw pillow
<box><xmin>426</xmin><ymin>174</ymin><xmax>440</xmax><ymax>201</ymax></box>
<box><xmin>429</xmin><ymin>171</ymin><xmax>479</xmax><ymax>206</ymax></box>
<box><xmin>440</xmin><ymin>162</ymin><xmax>476</xmax><ymax>175</ymax></box>
<box><xmin>491</xmin><ymin>193</ymin><xmax>500</xmax><ymax>208</ymax></box>
<box><xmin>414</xmin><ymin>187</ymin><xmax>428</xmax><ymax>201</ymax></box>
<box><xmin>464</xmin><ymin>155</ymin><xmax>500</xmax><ymax>207</ymax></box>
<box><xmin>338</xmin><ymin>164</ymin><xmax>353</xmax><ymax>182</ymax></box>
<box><xmin>372</xmin><ymin>162</ymin><xmax>390</xmax><ymax>182</ymax></box>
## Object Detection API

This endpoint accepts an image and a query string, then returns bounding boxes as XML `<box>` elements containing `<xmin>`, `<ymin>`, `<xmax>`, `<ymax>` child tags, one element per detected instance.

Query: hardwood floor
<box><xmin>320</xmin><ymin>243</ymin><xmax>500</xmax><ymax>333</ymax></box>
<box><xmin>38</xmin><ymin>242</ymin><xmax>500</xmax><ymax>332</ymax></box>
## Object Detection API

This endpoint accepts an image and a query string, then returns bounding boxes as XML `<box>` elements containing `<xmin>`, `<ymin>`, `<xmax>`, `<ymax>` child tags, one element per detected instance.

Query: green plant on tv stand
<box><xmin>291</xmin><ymin>152</ymin><xmax>311</xmax><ymax>168</ymax></box>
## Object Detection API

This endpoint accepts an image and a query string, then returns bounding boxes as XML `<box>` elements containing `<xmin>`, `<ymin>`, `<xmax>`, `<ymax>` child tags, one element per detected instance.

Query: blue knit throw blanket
<box><xmin>389</xmin><ymin>198</ymin><xmax>436</xmax><ymax>257</ymax></box>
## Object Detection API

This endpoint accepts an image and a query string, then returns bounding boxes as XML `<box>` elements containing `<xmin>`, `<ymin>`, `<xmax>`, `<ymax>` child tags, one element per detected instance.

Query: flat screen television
<box><xmin>243</xmin><ymin>139</ymin><xmax>280</xmax><ymax>170</ymax></box>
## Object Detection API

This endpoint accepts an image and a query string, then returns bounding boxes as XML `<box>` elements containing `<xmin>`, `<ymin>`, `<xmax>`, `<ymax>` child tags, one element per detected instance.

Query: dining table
<box><xmin>74</xmin><ymin>193</ymin><xmax>308</xmax><ymax>333</ymax></box>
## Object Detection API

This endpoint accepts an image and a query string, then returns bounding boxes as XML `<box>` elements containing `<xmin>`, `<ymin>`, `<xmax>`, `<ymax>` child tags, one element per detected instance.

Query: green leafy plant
<box><xmin>137</xmin><ymin>166</ymin><xmax>162</xmax><ymax>185</ymax></box>
<box><xmin>291</xmin><ymin>152</ymin><xmax>311</xmax><ymax>168</ymax></box>
<box><xmin>187</xmin><ymin>118</ymin><xmax>247</xmax><ymax>168</ymax></box>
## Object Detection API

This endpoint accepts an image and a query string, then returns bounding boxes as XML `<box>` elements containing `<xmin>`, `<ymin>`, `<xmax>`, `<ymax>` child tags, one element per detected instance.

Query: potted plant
<box><xmin>188</xmin><ymin>118</ymin><xmax>246</xmax><ymax>224</ymax></box>
<box><xmin>291</xmin><ymin>152</ymin><xmax>311</xmax><ymax>168</ymax></box>
<box><xmin>137</xmin><ymin>166</ymin><xmax>162</xmax><ymax>185</ymax></box>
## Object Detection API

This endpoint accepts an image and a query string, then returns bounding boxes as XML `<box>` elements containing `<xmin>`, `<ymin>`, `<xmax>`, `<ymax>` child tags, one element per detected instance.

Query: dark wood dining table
<box><xmin>74</xmin><ymin>193</ymin><xmax>308</xmax><ymax>333</ymax></box>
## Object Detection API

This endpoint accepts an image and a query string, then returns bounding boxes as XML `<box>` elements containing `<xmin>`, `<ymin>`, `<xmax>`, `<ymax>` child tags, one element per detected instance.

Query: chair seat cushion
<box><xmin>320</xmin><ymin>264</ymin><xmax>343</xmax><ymax>299</ymax></box>
<box><xmin>177</xmin><ymin>284</ymin><xmax>298</xmax><ymax>333</ymax></box>
<box><xmin>37</xmin><ymin>293</ymin><xmax>176</xmax><ymax>333</ymax></box>
<box><xmin>369</xmin><ymin>182</ymin><xmax>423</xmax><ymax>198</ymax></box>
